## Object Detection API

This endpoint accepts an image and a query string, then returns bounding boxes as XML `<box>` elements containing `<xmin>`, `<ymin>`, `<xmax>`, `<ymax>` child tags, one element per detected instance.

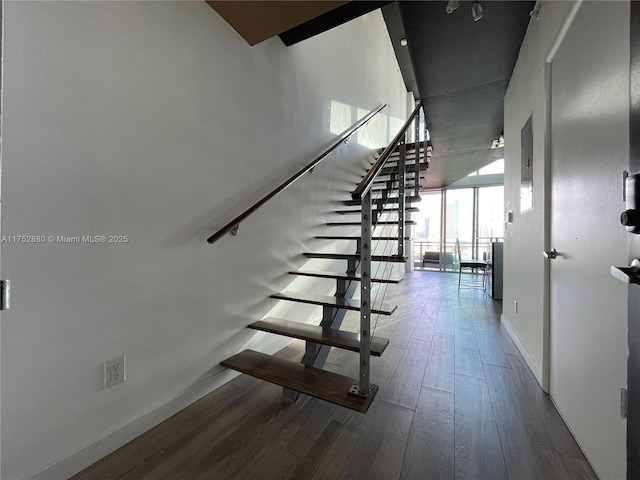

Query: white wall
<box><xmin>503</xmin><ymin>0</ymin><xmax>575</xmax><ymax>383</ymax></box>
<box><xmin>0</xmin><ymin>2</ymin><xmax>408</xmax><ymax>478</ymax></box>
<box><xmin>503</xmin><ymin>1</ymin><xmax>628</xmax><ymax>478</ymax></box>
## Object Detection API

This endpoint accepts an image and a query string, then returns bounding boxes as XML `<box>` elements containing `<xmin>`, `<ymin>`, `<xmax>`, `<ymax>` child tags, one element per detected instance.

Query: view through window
<box><xmin>414</xmin><ymin>184</ymin><xmax>504</xmax><ymax>271</ymax></box>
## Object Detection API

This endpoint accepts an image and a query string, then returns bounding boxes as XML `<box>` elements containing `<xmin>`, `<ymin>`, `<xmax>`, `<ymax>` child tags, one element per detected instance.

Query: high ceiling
<box><xmin>208</xmin><ymin>0</ymin><xmax>535</xmax><ymax>189</ymax></box>
<box><xmin>384</xmin><ymin>1</ymin><xmax>534</xmax><ymax>188</ymax></box>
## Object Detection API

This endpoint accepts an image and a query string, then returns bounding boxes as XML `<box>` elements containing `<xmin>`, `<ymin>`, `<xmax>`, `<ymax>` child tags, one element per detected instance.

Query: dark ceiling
<box><xmin>386</xmin><ymin>1</ymin><xmax>535</xmax><ymax>188</ymax></box>
<box><xmin>210</xmin><ymin>0</ymin><xmax>535</xmax><ymax>189</ymax></box>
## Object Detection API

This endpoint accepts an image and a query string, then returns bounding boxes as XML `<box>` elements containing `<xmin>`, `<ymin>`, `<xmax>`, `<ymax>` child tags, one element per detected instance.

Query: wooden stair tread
<box><xmin>378</xmin><ymin>145</ymin><xmax>427</xmax><ymax>151</ymax></box>
<box><xmin>385</xmin><ymin>151</ymin><xmax>431</xmax><ymax>159</ymax></box>
<box><xmin>271</xmin><ymin>291</ymin><xmax>397</xmax><ymax>315</ymax></box>
<box><xmin>221</xmin><ymin>349</ymin><xmax>378</xmax><ymax>413</ymax></box>
<box><xmin>327</xmin><ymin>221</ymin><xmax>417</xmax><ymax>226</ymax></box>
<box><xmin>371</xmin><ymin>187</ymin><xmax>418</xmax><ymax>192</ymax></box>
<box><xmin>336</xmin><ymin>207</ymin><xmax>419</xmax><ymax>215</ymax></box>
<box><xmin>303</xmin><ymin>252</ymin><xmax>406</xmax><ymax>262</ymax></box>
<box><xmin>373</xmin><ymin>177</ymin><xmax>424</xmax><ymax>184</ymax></box>
<box><xmin>367</xmin><ymin>172</ymin><xmax>424</xmax><ymax>180</ymax></box>
<box><xmin>343</xmin><ymin>196</ymin><xmax>421</xmax><ymax>206</ymax></box>
<box><xmin>248</xmin><ymin>318</ymin><xmax>389</xmax><ymax>356</ymax></box>
<box><xmin>370</xmin><ymin>183</ymin><xmax>420</xmax><ymax>188</ymax></box>
<box><xmin>378</xmin><ymin>165</ymin><xmax>428</xmax><ymax>176</ymax></box>
<box><xmin>383</xmin><ymin>160</ymin><xmax>430</xmax><ymax>167</ymax></box>
<box><xmin>379</xmin><ymin>160</ymin><xmax>429</xmax><ymax>168</ymax></box>
<box><xmin>315</xmin><ymin>235</ymin><xmax>411</xmax><ymax>240</ymax></box>
<box><xmin>384</xmin><ymin>154</ymin><xmax>430</xmax><ymax>161</ymax></box>
<box><xmin>290</xmin><ymin>269</ymin><xmax>402</xmax><ymax>283</ymax></box>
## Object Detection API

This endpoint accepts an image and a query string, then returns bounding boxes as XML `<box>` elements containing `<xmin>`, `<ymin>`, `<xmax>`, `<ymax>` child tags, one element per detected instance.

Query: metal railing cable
<box><xmin>207</xmin><ymin>104</ymin><xmax>387</xmax><ymax>244</ymax></box>
<box><xmin>349</xmin><ymin>101</ymin><xmax>427</xmax><ymax>400</ymax></box>
<box><xmin>351</xmin><ymin>101</ymin><xmax>423</xmax><ymax>201</ymax></box>
<box><xmin>368</xmin><ymin>165</ymin><xmax>404</xmax><ymax>343</ymax></box>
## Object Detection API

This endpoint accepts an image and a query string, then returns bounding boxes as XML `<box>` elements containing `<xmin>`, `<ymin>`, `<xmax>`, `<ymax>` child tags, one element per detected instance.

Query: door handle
<box><xmin>543</xmin><ymin>248</ymin><xmax>558</xmax><ymax>259</ymax></box>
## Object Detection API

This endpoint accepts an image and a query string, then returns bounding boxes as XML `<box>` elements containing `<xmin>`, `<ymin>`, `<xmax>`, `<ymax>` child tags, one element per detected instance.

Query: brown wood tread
<box><xmin>290</xmin><ymin>269</ymin><xmax>402</xmax><ymax>283</ymax></box>
<box><xmin>376</xmin><ymin>151</ymin><xmax>428</xmax><ymax>159</ymax></box>
<box><xmin>383</xmin><ymin>154</ymin><xmax>431</xmax><ymax>162</ymax></box>
<box><xmin>382</xmin><ymin>161</ymin><xmax>430</xmax><ymax>169</ymax></box>
<box><xmin>220</xmin><ymin>349</ymin><xmax>378</xmax><ymax>413</ymax></box>
<box><xmin>366</xmin><ymin>172</ymin><xmax>424</xmax><ymax>180</ymax></box>
<box><xmin>372</xmin><ymin>177</ymin><xmax>424</xmax><ymax>184</ymax></box>
<box><xmin>367</xmin><ymin>161</ymin><xmax>427</xmax><ymax>171</ymax></box>
<box><xmin>343</xmin><ymin>196</ymin><xmax>421</xmax><ymax>206</ymax></box>
<box><xmin>370</xmin><ymin>186</ymin><xmax>419</xmax><ymax>193</ymax></box>
<box><xmin>315</xmin><ymin>235</ymin><xmax>411</xmax><ymax>241</ymax></box>
<box><xmin>335</xmin><ymin>207</ymin><xmax>419</xmax><ymax>215</ymax></box>
<box><xmin>376</xmin><ymin>151</ymin><xmax>427</xmax><ymax>158</ymax></box>
<box><xmin>377</xmin><ymin>144</ymin><xmax>431</xmax><ymax>155</ymax></box>
<box><xmin>326</xmin><ymin>221</ymin><xmax>417</xmax><ymax>226</ymax></box>
<box><xmin>248</xmin><ymin>318</ymin><xmax>390</xmax><ymax>356</ymax></box>
<box><xmin>378</xmin><ymin>165</ymin><xmax>428</xmax><ymax>176</ymax></box>
<box><xmin>303</xmin><ymin>252</ymin><xmax>407</xmax><ymax>262</ymax></box>
<box><xmin>369</xmin><ymin>182</ymin><xmax>420</xmax><ymax>188</ymax></box>
<box><xmin>270</xmin><ymin>291</ymin><xmax>397</xmax><ymax>315</ymax></box>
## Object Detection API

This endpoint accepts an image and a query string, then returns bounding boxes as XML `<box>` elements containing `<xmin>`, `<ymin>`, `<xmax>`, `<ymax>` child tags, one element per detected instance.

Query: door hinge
<box><xmin>621</xmin><ymin>387</ymin><xmax>628</xmax><ymax>419</ymax></box>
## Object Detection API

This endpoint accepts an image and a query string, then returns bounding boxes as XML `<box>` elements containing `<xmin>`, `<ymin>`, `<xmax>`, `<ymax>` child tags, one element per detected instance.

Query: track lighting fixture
<box><xmin>472</xmin><ymin>1</ymin><xmax>483</xmax><ymax>21</ymax></box>
<box><xmin>491</xmin><ymin>132</ymin><xmax>504</xmax><ymax>149</ymax></box>
<box><xmin>446</xmin><ymin>0</ymin><xmax>461</xmax><ymax>14</ymax></box>
<box><xmin>447</xmin><ymin>0</ymin><xmax>483</xmax><ymax>22</ymax></box>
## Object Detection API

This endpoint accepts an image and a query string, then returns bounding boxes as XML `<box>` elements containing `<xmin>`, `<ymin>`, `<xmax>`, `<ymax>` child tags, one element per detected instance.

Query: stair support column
<box><xmin>397</xmin><ymin>137</ymin><xmax>406</xmax><ymax>257</ymax></box>
<box><xmin>350</xmin><ymin>189</ymin><xmax>372</xmax><ymax>398</ymax></box>
<box><xmin>283</xmin><ymin>270</ymin><xmax>359</xmax><ymax>403</ymax></box>
<box><xmin>414</xmin><ymin>108</ymin><xmax>422</xmax><ymax>197</ymax></box>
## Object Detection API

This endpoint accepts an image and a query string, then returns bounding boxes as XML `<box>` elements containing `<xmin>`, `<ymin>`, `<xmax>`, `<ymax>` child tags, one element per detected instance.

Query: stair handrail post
<box><xmin>414</xmin><ymin>106</ymin><xmax>422</xmax><ymax>197</ymax></box>
<box><xmin>397</xmin><ymin>135</ymin><xmax>406</xmax><ymax>257</ymax></box>
<box><xmin>355</xmin><ymin>189</ymin><xmax>372</xmax><ymax>397</ymax></box>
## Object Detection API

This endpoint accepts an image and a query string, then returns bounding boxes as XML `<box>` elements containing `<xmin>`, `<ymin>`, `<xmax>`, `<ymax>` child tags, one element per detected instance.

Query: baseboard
<box><xmin>501</xmin><ymin>313</ymin><xmax>544</xmax><ymax>389</ymax></box>
<box><xmin>27</xmin><ymin>336</ymin><xmax>294</xmax><ymax>480</ymax></box>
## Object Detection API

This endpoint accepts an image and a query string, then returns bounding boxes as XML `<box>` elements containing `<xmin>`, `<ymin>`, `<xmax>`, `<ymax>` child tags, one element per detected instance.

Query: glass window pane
<box><xmin>414</xmin><ymin>192</ymin><xmax>441</xmax><ymax>242</ymax></box>
<box><xmin>477</xmin><ymin>185</ymin><xmax>504</xmax><ymax>260</ymax></box>
<box><xmin>445</xmin><ymin>189</ymin><xmax>474</xmax><ymax>262</ymax></box>
<box><xmin>414</xmin><ymin>192</ymin><xmax>442</xmax><ymax>269</ymax></box>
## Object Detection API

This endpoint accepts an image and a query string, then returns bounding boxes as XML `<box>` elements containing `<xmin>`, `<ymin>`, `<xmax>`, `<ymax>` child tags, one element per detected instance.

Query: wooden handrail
<box><xmin>207</xmin><ymin>104</ymin><xmax>388</xmax><ymax>244</ymax></box>
<box><xmin>351</xmin><ymin>100</ymin><xmax>423</xmax><ymax>200</ymax></box>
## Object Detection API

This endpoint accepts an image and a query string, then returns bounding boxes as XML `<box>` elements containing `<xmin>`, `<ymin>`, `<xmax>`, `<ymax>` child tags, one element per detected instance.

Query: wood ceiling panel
<box><xmin>207</xmin><ymin>1</ymin><xmax>348</xmax><ymax>46</ymax></box>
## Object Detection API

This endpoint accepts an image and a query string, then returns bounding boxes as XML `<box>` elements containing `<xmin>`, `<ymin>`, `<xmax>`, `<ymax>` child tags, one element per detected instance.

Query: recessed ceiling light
<box><xmin>400</xmin><ymin>38</ymin><xmax>408</xmax><ymax>47</ymax></box>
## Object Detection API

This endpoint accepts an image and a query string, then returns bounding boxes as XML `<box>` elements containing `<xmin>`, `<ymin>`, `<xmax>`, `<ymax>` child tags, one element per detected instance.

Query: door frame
<box><xmin>540</xmin><ymin>0</ymin><xmax>584</xmax><ymax>393</ymax></box>
<box><xmin>626</xmin><ymin>3</ymin><xmax>640</xmax><ymax>477</ymax></box>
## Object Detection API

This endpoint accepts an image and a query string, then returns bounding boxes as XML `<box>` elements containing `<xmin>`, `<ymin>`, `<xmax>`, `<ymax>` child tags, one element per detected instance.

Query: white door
<box><xmin>548</xmin><ymin>2</ymin><xmax>628</xmax><ymax>477</ymax></box>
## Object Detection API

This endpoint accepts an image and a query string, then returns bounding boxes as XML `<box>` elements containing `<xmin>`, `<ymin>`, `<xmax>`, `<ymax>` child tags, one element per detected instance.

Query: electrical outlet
<box><xmin>104</xmin><ymin>355</ymin><xmax>126</xmax><ymax>389</ymax></box>
<box><xmin>514</xmin><ymin>301</ymin><xmax>518</xmax><ymax>314</ymax></box>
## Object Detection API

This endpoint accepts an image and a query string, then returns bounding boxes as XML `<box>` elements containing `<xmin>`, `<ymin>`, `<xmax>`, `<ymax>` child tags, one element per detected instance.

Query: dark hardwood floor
<box><xmin>72</xmin><ymin>272</ymin><xmax>597</xmax><ymax>480</ymax></box>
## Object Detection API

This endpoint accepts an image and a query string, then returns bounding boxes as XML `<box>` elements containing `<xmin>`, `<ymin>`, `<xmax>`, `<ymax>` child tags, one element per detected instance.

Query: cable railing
<box><xmin>206</xmin><ymin>104</ymin><xmax>388</xmax><ymax>244</ymax></box>
<box><xmin>207</xmin><ymin>99</ymin><xmax>428</xmax><ymax>406</ymax></box>
<box><xmin>349</xmin><ymin>100</ymin><xmax>427</xmax><ymax>398</ymax></box>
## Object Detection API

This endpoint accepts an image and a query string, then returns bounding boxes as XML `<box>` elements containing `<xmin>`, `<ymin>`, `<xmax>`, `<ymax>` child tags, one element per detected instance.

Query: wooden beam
<box><xmin>206</xmin><ymin>1</ymin><xmax>347</xmax><ymax>46</ymax></box>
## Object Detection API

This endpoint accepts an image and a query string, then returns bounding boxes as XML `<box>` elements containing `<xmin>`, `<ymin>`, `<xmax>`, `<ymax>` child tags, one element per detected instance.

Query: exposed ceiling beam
<box><xmin>279</xmin><ymin>1</ymin><xmax>392</xmax><ymax>46</ymax></box>
<box><xmin>206</xmin><ymin>1</ymin><xmax>348</xmax><ymax>46</ymax></box>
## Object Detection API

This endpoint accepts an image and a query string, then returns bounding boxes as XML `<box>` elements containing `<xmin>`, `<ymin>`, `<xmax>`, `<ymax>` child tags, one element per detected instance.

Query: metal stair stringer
<box><xmin>283</xmin><ymin>256</ymin><xmax>360</xmax><ymax>403</ymax></box>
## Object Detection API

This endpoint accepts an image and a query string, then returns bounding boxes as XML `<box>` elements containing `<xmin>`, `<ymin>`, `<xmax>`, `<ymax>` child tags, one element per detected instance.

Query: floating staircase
<box><xmin>218</xmin><ymin>103</ymin><xmax>428</xmax><ymax>414</ymax></box>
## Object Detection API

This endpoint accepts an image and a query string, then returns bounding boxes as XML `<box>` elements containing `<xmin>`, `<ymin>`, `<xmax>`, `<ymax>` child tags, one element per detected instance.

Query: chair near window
<box><xmin>456</xmin><ymin>239</ymin><xmax>488</xmax><ymax>293</ymax></box>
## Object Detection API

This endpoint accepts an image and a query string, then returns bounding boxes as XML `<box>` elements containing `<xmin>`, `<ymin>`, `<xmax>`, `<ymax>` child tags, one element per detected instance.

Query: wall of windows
<box><xmin>413</xmin><ymin>184</ymin><xmax>504</xmax><ymax>271</ymax></box>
